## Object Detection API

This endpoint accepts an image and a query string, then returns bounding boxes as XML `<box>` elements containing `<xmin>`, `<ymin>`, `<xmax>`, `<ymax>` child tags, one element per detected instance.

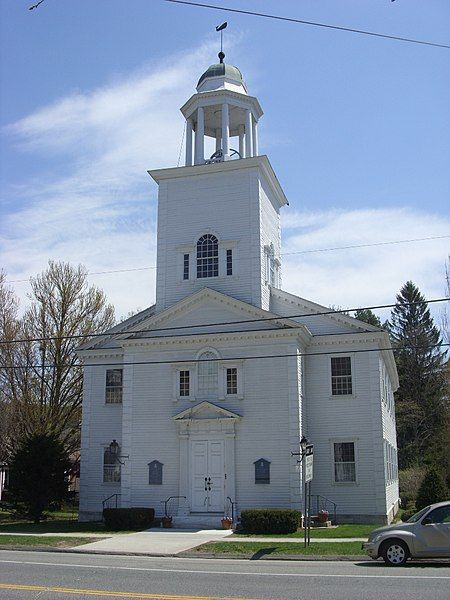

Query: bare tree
<box><xmin>0</xmin><ymin>262</ymin><xmax>115</xmax><ymax>459</ymax></box>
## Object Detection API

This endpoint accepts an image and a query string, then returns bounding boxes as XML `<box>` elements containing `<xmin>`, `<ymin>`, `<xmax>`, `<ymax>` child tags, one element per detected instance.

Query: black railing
<box><xmin>160</xmin><ymin>496</ymin><xmax>186</xmax><ymax>517</ymax></box>
<box><xmin>226</xmin><ymin>496</ymin><xmax>236</xmax><ymax>522</ymax></box>
<box><xmin>102</xmin><ymin>493</ymin><xmax>121</xmax><ymax>510</ymax></box>
<box><xmin>311</xmin><ymin>494</ymin><xmax>337</xmax><ymax>524</ymax></box>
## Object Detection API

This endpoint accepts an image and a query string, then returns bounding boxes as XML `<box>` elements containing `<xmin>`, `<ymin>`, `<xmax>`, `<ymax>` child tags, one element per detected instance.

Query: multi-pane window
<box><xmin>198</xmin><ymin>351</ymin><xmax>218</xmax><ymax>398</ymax></box>
<box><xmin>254</xmin><ymin>458</ymin><xmax>270</xmax><ymax>484</ymax></box>
<box><xmin>179</xmin><ymin>370</ymin><xmax>190</xmax><ymax>397</ymax></box>
<box><xmin>226</xmin><ymin>368</ymin><xmax>237</xmax><ymax>395</ymax></box>
<box><xmin>331</xmin><ymin>357</ymin><xmax>352</xmax><ymax>395</ymax></box>
<box><xmin>103</xmin><ymin>445</ymin><xmax>121</xmax><ymax>483</ymax></box>
<box><xmin>105</xmin><ymin>369</ymin><xmax>123</xmax><ymax>404</ymax></box>
<box><xmin>183</xmin><ymin>254</ymin><xmax>189</xmax><ymax>280</ymax></box>
<box><xmin>197</xmin><ymin>234</ymin><xmax>219</xmax><ymax>278</ymax></box>
<box><xmin>334</xmin><ymin>442</ymin><xmax>356</xmax><ymax>482</ymax></box>
<box><xmin>226</xmin><ymin>249</ymin><xmax>233</xmax><ymax>276</ymax></box>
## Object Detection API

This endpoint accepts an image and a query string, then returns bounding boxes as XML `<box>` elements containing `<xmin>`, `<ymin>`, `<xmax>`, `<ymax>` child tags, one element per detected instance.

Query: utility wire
<box><xmin>164</xmin><ymin>0</ymin><xmax>450</xmax><ymax>50</ymax></box>
<box><xmin>1</xmin><ymin>343</ymin><xmax>448</xmax><ymax>371</ymax></box>
<box><xmin>7</xmin><ymin>235</ymin><xmax>449</xmax><ymax>283</ymax></box>
<box><xmin>0</xmin><ymin>298</ymin><xmax>447</xmax><ymax>346</ymax></box>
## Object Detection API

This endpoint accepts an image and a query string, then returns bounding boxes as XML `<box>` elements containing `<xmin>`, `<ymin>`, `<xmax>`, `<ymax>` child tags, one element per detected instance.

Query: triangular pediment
<box><xmin>173</xmin><ymin>401</ymin><xmax>241</xmax><ymax>422</ymax></box>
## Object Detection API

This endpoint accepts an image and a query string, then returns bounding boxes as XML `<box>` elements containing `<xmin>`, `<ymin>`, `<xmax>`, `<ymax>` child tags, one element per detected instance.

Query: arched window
<box><xmin>197</xmin><ymin>234</ymin><xmax>219</xmax><ymax>278</ymax></box>
<box><xmin>198</xmin><ymin>351</ymin><xmax>218</xmax><ymax>398</ymax></box>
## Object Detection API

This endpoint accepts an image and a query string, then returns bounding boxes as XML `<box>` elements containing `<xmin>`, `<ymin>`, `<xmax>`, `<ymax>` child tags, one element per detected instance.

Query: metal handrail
<box><xmin>102</xmin><ymin>493</ymin><xmax>121</xmax><ymax>510</ymax></box>
<box><xmin>160</xmin><ymin>496</ymin><xmax>186</xmax><ymax>517</ymax></box>
<box><xmin>311</xmin><ymin>494</ymin><xmax>337</xmax><ymax>524</ymax></box>
<box><xmin>226</xmin><ymin>496</ymin><xmax>236</xmax><ymax>522</ymax></box>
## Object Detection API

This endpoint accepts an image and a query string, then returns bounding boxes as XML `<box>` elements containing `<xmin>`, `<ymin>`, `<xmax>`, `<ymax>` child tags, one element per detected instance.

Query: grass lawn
<box><xmin>232</xmin><ymin>524</ymin><xmax>380</xmax><ymax>539</ymax></box>
<box><xmin>0</xmin><ymin>535</ymin><xmax>102</xmax><ymax>548</ymax></box>
<box><xmin>192</xmin><ymin>541</ymin><xmax>365</xmax><ymax>556</ymax></box>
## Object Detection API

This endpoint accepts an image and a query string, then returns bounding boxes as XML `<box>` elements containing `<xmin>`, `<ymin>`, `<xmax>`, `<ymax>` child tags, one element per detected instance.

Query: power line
<box><xmin>1</xmin><ymin>343</ymin><xmax>448</xmax><ymax>371</ymax></box>
<box><xmin>0</xmin><ymin>298</ymin><xmax>447</xmax><ymax>346</ymax></box>
<box><xmin>164</xmin><ymin>0</ymin><xmax>450</xmax><ymax>50</ymax></box>
<box><xmin>7</xmin><ymin>235</ymin><xmax>449</xmax><ymax>283</ymax></box>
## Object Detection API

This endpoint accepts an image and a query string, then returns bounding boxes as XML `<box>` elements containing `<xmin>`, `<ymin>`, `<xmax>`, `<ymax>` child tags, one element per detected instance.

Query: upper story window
<box><xmin>183</xmin><ymin>254</ymin><xmax>190</xmax><ymax>280</ymax></box>
<box><xmin>198</xmin><ymin>351</ymin><xmax>218</xmax><ymax>398</ymax></box>
<box><xmin>197</xmin><ymin>234</ymin><xmax>218</xmax><ymax>278</ymax></box>
<box><xmin>226</xmin><ymin>249</ymin><xmax>233</xmax><ymax>276</ymax></box>
<box><xmin>179</xmin><ymin>370</ymin><xmax>190</xmax><ymax>397</ymax></box>
<box><xmin>331</xmin><ymin>357</ymin><xmax>352</xmax><ymax>395</ymax></box>
<box><xmin>226</xmin><ymin>367</ymin><xmax>238</xmax><ymax>395</ymax></box>
<box><xmin>105</xmin><ymin>369</ymin><xmax>123</xmax><ymax>404</ymax></box>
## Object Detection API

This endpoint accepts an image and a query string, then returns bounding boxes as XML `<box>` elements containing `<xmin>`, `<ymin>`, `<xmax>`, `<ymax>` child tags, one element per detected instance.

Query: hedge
<box><xmin>240</xmin><ymin>508</ymin><xmax>301</xmax><ymax>534</ymax></box>
<box><xmin>103</xmin><ymin>507</ymin><xmax>155</xmax><ymax>530</ymax></box>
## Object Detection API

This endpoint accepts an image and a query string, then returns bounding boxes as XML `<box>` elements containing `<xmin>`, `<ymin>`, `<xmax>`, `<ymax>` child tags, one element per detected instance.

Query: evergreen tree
<box><xmin>9</xmin><ymin>433</ymin><xmax>71</xmax><ymax>523</ymax></box>
<box><xmin>354</xmin><ymin>308</ymin><xmax>382</xmax><ymax>328</ymax></box>
<box><xmin>389</xmin><ymin>281</ymin><xmax>448</xmax><ymax>470</ymax></box>
<box><xmin>415</xmin><ymin>467</ymin><xmax>448</xmax><ymax>510</ymax></box>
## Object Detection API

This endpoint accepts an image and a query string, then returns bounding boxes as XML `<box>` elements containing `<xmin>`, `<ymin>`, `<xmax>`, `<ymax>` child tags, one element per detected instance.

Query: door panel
<box><xmin>190</xmin><ymin>439</ymin><xmax>225</xmax><ymax>513</ymax></box>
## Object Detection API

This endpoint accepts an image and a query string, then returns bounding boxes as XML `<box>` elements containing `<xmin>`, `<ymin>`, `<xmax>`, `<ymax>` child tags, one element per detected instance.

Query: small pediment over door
<box><xmin>173</xmin><ymin>401</ymin><xmax>241</xmax><ymax>423</ymax></box>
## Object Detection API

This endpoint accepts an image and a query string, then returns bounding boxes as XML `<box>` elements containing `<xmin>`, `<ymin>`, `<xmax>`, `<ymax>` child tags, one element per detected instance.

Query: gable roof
<box><xmin>270</xmin><ymin>288</ymin><xmax>381</xmax><ymax>336</ymax></box>
<box><xmin>78</xmin><ymin>287</ymin><xmax>309</xmax><ymax>352</ymax></box>
<box><xmin>173</xmin><ymin>401</ymin><xmax>241</xmax><ymax>422</ymax></box>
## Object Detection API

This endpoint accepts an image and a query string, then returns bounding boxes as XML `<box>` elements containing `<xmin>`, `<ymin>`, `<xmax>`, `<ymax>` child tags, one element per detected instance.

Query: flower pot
<box><xmin>221</xmin><ymin>518</ymin><xmax>233</xmax><ymax>530</ymax></box>
<box><xmin>317</xmin><ymin>511</ymin><xmax>329</xmax><ymax>523</ymax></box>
<box><xmin>162</xmin><ymin>516</ymin><xmax>173</xmax><ymax>528</ymax></box>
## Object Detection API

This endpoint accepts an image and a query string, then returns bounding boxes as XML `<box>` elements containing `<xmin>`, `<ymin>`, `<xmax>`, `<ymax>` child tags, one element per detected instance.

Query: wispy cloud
<box><xmin>1</xmin><ymin>42</ymin><xmax>448</xmax><ymax>323</ymax></box>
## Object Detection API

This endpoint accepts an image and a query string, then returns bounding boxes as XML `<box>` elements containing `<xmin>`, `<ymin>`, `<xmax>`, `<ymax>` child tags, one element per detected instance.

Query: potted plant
<box><xmin>161</xmin><ymin>515</ymin><xmax>173</xmax><ymax>528</ymax></box>
<box><xmin>221</xmin><ymin>516</ymin><xmax>233</xmax><ymax>530</ymax></box>
<box><xmin>317</xmin><ymin>509</ymin><xmax>329</xmax><ymax>524</ymax></box>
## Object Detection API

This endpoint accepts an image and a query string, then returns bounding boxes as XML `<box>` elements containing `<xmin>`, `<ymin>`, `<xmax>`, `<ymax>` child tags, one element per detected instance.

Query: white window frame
<box><xmin>220</xmin><ymin>361</ymin><xmax>244</xmax><ymax>400</ymax></box>
<box><xmin>330</xmin><ymin>438</ymin><xmax>358</xmax><ymax>485</ymax></box>
<box><xmin>172</xmin><ymin>363</ymin><xmax>196</xmax><ymax>402</ymax></box>
<box><xmin>105</xmin><ymin>368</ymin><xmax>123</xmax><ymax>405</ymax></box>
<box><xmin>329</xmin><ymin>354</ymin><xmax>355</xmax><ymax>398</ymax></box>
<box><xmin>102</xmin><ymin>444</ymin><xmax>121</xmax><ymax>484</ymax></box>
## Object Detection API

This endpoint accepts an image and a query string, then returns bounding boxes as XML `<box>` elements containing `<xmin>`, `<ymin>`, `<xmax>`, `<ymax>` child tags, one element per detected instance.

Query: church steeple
<box><xmin>180</xmin><ymin>55</ymin><xmax>263</xmax><ymax>165</ymax></box>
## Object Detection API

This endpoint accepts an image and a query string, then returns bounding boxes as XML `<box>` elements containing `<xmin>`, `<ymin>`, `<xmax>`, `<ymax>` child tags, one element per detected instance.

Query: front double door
<box><xmin>191</xmin><ymin>440</ymin><xmax>225</xmax><ymax>513</ymax></box>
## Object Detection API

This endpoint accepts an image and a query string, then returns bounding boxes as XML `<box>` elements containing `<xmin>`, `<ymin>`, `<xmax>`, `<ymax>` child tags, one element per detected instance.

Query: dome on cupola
<box><xmin>196</xmin><ymin>56</ymin><xmax>248</xmax><ymax>94</ymax></box>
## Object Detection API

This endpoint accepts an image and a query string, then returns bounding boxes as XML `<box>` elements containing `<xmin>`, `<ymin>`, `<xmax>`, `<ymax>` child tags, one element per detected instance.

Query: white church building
<box><xmin>78</xmin><ymin>54</ymin><xmax>400</xmax><ymax>525</ymax></box>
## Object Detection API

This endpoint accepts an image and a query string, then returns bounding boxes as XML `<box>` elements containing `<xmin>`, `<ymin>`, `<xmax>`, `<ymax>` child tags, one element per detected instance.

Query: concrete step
<box><xmin>171</xmin><ymin>514</ymin><xmax>225</xmax><ymax>529</ymax></box>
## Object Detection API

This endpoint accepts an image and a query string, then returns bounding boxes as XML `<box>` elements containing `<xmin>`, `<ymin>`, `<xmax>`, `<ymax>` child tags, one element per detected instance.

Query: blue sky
<box><xmin>1</xmin><ymin>0</ymin><xmax>449</xmax><ymax>321</ymax></box>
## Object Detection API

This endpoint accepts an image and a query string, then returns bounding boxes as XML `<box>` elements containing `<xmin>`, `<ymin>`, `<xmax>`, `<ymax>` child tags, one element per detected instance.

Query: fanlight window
<box><xmin>197</xmin><ymin>234</ymin><xmax>219</xmax><ymax>278</ymax></box>
<box><xmin>198</xmin><ymin>351</ymin><xmax>218</xmax><ymax>398</ymax></box>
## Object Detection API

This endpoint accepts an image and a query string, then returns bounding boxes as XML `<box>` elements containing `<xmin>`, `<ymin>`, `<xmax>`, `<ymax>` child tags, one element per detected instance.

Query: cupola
<box><xmin>180</xmin><ymin>52</ymin><xmax>263</xmax><ymax>166</ymax></box>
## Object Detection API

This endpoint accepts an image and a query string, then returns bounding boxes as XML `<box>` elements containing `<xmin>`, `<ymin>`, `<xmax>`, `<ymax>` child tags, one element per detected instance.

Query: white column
<box><xmin>222</xmin><ymin>103</ymin><xmax>229</xmax><ymax>157</ymax></box>
<box><xmin>245</xmin><ymin>109</ymin><xmax>253</xmax><ymax>158</ymax></box>
<box><xmin>252</xmin><ymin>118</ymin><xmax>258</xmax><ymax>156</ymax></box>
<box><xmin>238</xmin><ymin>124</ymin><xmax>244</xmax><ymax>158</ymax></box>
<box><xmin>185</xmin><ymin>119</ymin><xmax>193</xmax><ymax>166</ymax></box>
<box><xmin>195</xmin><ymin>106</ymin><xmax>204</xmax><ymax>165</ymax></box>
<box><xmin>215</xmin><ymin>128</ymin><xmax>221</xmax><ymax>152</ymax></box>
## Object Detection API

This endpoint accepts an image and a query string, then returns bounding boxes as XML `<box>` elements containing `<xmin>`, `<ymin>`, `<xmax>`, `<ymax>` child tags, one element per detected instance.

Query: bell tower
<box><xmin>181</xmin><ymin>52</ymin><xmax>263</xmax><ymax>165</ymax></box>
<box><xmin>149</xmin><ymin>53</ymin><xmax>288</xmax><ymax>314</ymax></box>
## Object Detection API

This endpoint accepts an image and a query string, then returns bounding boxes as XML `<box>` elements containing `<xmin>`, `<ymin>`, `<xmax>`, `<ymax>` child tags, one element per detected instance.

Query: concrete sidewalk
<box><xmin>69</xmin><ymin>528</ymin><xmax>234</xmax><ymax>555</ymax></box>
<box><xmin>225</xmin><ymin>536</ymin><xmax>366</xmax><ymax>543</ymax></box>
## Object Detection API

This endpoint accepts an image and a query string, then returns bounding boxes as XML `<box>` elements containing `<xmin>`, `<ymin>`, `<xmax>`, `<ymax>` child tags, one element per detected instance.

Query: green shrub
<box><xmin>240</xmin><ymin>508</ymin><xmax>301</xmax><ymax>534</ymax></box>
<box><xmin>103</xmin><ymin>507</ymin><xmax>155</xmax><ymax>530</ymax></box>
<box><xmin>399</xmin><ymin>466</ymin><xmax>425</xmax><ymax>507</ymax></box>
<box><xmin>401</xmin><ymin>509</ymin><xmax>417</xmax><ymax>522</ymax></box>
<box><xmin>416</xmin><ymin>468</ymin><xmax>448</xmax><ymax>510</ymax></box>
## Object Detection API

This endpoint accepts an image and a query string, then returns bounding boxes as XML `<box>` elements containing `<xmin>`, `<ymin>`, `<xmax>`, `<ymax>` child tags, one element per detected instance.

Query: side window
<box><xmin>226</xmin><ymin>367</ymin><xmax>238</xmax><ymax>395</ymax></box>
<box><xmin>183</xmin><ymin>254</ymin><xmax>190</xmax><ymax>280</ymax></box>
<box><xmin>103</xmin><ymin>445</ymin><xmax>121</xmax><ymax>483</ymax></box>
<box><xmin>197</xmin><ymin>234</ymin><xmax>219</xmax><ymax>278</ymax></box>
<box><xmin>148</xmin><ymin>460</ymin><xmax>163</xmax><ymax>485</ymax></box>
<box><xmin>331</xmin><ymin>357</ymin><xmax>352</xmax><ymax>395</ymax></box>
<box><xmin>179</xmin><ymin>370</ymin><xmax>190</xmax><ymax>397</ymax></box>
<box><xmin>334</xmin><ymin>442</ymin><xmax>356</xmax><ymax>482</ymax></box>
<box><xmin>425</xmin><ymin>506</ymin><xmax>450</xmax><ymax>524</ymax></box>
<box><xmin>105</xmin><ymin>369</ymin><xmax>123</xmax><ymax>404</ymax></box>
<box><xmin>254</xmin><ymin>458</ymin><xmax>270</xmax><ymax>484</ymax></box>
<box><xmin>226</xmin><ymin>249</ymin><xmax>233</xmax><ymax>276</ymax></box>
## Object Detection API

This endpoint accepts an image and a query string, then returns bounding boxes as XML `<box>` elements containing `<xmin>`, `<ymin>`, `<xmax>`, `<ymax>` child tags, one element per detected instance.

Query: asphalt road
<box><xmin>0</xmin><ymin>550</ymin><xmax>449</xmax><ymax>600</ymax></box>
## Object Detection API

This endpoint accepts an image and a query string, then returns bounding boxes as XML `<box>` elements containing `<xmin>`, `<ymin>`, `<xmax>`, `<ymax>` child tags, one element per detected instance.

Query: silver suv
<box><xmin>363</xmin><ymin>501</ymin><xmax>450</xmax><ymax>566</ymax></box>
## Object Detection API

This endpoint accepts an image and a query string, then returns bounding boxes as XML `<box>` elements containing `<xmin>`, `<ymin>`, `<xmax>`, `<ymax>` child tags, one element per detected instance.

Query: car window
<box><xmin>423</xmin><ymin>505</ymin><xmax>450</xmax><ymax>524</ymax></box>
<box><xmin>406</xmin><ymin>506</ymin><xmax>429</xmax><ymax>523</ymax></box>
